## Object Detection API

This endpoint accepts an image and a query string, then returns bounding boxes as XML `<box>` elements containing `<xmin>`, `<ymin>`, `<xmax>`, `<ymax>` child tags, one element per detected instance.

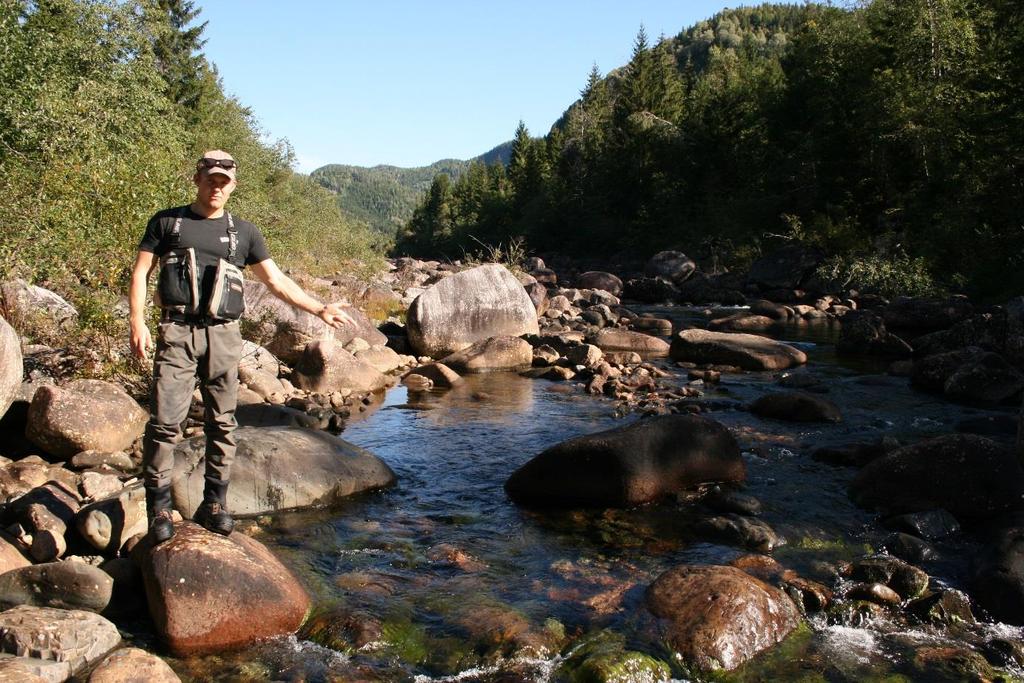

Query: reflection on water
<box><xmin>166</xmin><ymin>306</ymin><xmax>1023</xmax><ymax>682</ymax></box>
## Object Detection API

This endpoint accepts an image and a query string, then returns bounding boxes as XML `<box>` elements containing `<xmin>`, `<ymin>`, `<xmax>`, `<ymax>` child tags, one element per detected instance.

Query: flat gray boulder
<box><xmin>670</xmin><ymin>329</ymin><xmax>807</xmax><ymax>371</ymax></box>
<box><xmin>0</xmin><ymin>605</ymin><xmax>120</xmax><ymax>676</ymax></box>
<box><xmin>26</xmin><ymin>380</ymin><xmax>147</xmax><ymax>459</ymax></box>
<box><xmin>440</xmin><ymin>336</ymin><xmax>533</xmax><ymax>373</ymax></box>
<box><xmin>0</xmin><ymin>315</ymin><xmax>21</xmax><ymax>421</ymax></box>
<box><xmin>506</xmin><ymin>414</ymin><xmax>745</xmax><ymax>508</ymax></box>
<box><xmin>407</xmin><ymin>264</ymin><xmax>539</xmax><ymax>358</ymax></box>
<box><xmin>171</xmin><ymin>426</ymin><xmax>396</xmax><ymax>517</ymax></box>
<box><xmin>243</xmin><ymin>280</ymin><xmax>386</xmax><ymax>364</ymax></box>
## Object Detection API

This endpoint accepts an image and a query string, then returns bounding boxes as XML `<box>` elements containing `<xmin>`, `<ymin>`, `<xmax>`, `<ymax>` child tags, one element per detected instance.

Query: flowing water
<box><xmin>160</xmin><ymin>307</ymin><xmax>1024</xmax><ymax>682</ymax></box>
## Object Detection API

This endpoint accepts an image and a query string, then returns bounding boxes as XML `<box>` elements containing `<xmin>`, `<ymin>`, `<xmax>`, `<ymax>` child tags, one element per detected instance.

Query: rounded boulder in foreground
<box><xmin>646</xmin><ymin>564</ymin><xmax>802</xmax><ymax>671</ymax></box>
<box><xmin>89</xmin><ymin>647</ymin><xmax>181</xmax><ymax>682</ymax></box>
<box><xmin>137</xmin><ymin>522</ymin><xmax>311</xmax><ymax>656</ymax></box>
<box><xmin>407</xmin><ymin>264</ymin><xmax>540</xmax><ymax>358</ymax></box>
<box><xmin>670</xmin><ymin>329</ymin><xmax>807</xmax><ymax>371</ymax></box>
<box><xmin>505</xmin><ymin>414</ymin><xmax>744</xmax><ymax>508</ymax></box>
<box><xmin>25</xmin><ymin>380</ymin><xmax>147</xmax><ymax>459</ymax></box>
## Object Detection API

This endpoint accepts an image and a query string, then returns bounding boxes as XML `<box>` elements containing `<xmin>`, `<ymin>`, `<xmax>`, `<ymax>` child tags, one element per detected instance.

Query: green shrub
<box><xmin>814</xmin><ymin>252</ymin><xmax>938</xmax><ymax>298</ymax></box>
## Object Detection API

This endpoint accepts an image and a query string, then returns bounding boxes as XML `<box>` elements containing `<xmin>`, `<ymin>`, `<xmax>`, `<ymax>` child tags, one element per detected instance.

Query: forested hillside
<box><xmin>0</xmin><ymin>0</ymin><xmax>379</xmax><ymax>296</ymax></box>
<box><xmin>310</xmin><ymin>141</ymin><xmax>512</xmax><ymax>240</ymax></box>
<box><xmin>397</xmin><ymin>1</ymin><xmax>1024</xmax><ymax>300</ymax></box>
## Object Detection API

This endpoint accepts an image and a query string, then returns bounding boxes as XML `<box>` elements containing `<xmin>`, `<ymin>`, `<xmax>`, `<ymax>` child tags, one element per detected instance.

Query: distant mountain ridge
<box><xmin>310</xmin><ymin>141</ymin><xmax>512</xmax><ymax>238</ymax></box>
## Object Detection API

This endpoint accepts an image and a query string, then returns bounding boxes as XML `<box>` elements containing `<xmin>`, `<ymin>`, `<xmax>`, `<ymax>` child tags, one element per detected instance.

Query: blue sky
<box><xmin>196</xmin><ymin>1</ymin><xmax>732</xmax><ymax>172</ymax></box>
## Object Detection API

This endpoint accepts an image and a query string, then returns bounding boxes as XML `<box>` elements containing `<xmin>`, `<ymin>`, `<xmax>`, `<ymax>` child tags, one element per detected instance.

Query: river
<box><xmin>162</xmin><ymin>307</ymin><xmax>1024</xmax><ymax>682</ymax></box>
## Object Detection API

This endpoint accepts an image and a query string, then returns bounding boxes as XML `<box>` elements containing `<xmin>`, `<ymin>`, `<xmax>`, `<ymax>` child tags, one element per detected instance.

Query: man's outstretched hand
<box><xmin>318</xmin><ymin>302</ymin><xmax>356</xmax><ymax>329</ymax></box>
<box><xmin>130</xmin><ymin>319</ymin><xmax>153</xmax><ymax>360</ymax></box>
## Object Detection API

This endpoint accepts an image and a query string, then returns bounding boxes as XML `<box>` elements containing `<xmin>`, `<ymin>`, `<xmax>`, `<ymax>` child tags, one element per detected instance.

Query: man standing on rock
<box><xmin>129</xmin><ymin>150</ymin><xmax>354</xmax><ymax>544</ymax></box>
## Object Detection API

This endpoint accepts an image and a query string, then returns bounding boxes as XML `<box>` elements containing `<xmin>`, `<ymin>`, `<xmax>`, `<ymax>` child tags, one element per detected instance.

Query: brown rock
<box><xmin>88</xmin><ymin>647</ymin><xmax>180</xmax><ymax>683</ymax></box>
<box><xmin>354</xmin><ymin>345</ymin><xmax>404</xmax><ymax>374</ymax></box>
<box><xmin>137</xmin><ymin>523</ymin><xmax>310</xmax><ymax>656</ymax></box>
<box><xmin>440</xmin><ymin>336</ymin><xmax>533</xmax><ymax>374</ymax></box>
<box><xmin>0</xmin><ymin>532</ymin><xmax>30</xmax><ymax>574</ymax></box>
<box><xmin>670</xmin><ymin>329</ymin><xmax>807</xmax><ymax>371</ymax></box>
<box><xmin>587</xmin><ymin>329</ymin><xmax>670</xmax><ymax>358</ymax></box>
<box><xmin>405</xmin><ymin>362</ymin><xmax>462</xmax><ymax>388</ymax></box>
<box><xmin>0</xmin><ymin>605</ymin><xmax>120</xmax><ymax>675</ymax></box>
<box><xmin>646</xmin><ymin>564</ymin><xmax>801</xmax><ymax>671</ymax></box>
<box><xmin>26</xmin><ymin>380</ymin><xmax>147</xmax><ymax>459</ymax></box>
<box><xmin>291</xmin><ymin>339</ymin><xmax>387</xmax><ymax>394</ymax></box>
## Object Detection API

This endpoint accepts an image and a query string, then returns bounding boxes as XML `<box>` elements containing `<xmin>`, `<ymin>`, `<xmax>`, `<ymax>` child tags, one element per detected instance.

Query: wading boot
<box><xmin>146</xmin><ymin>486</ymin><xmax>175</xmax><ymax>545</ymax></box>
<box><xmin>194</xmin><ymin>480</ymin><xmax>234</xmax><ymax>536</ymax></box>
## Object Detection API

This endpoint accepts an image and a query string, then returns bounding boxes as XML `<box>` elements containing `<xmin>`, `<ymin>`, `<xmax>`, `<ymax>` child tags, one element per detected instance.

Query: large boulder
<box><xmin>0</xmin><ymin>279</ymin><xmax>79</xmax><ymax>332</ymax></box>
<box><xmin>943</xmin><ymin>351</ymin><xmax>1024</xmax><ymax>405</ymax></box>
<box><xmin>745</xmin><ymin>244</ymin><xmax>825</xmax><ymax>291</ymax></box>
<box><xmin>505</xmin><ymin>414</ymin><xmax>745</xmax><ymax>508</ymax></box>
<box><xmin>406</xmin><ymin>264</ymin><xmax>540</xmax><ymax>358</ymax></box>
<box><xmin>676</xmin><ymin>272</ymin><xmax>746</xmax><ymax>306</ymax></box>
<box><xmin>0</xmin><ymin>605</ymin><xmax>120</xmax><ymax>676</ymax></box>
<box><xmin>670</xmin><ymin>329</ymin><xmax>807</xmax><ymax>371</ymax></box>
<box><xmin>576</xmin><ymin>272</ymin><xmax>623</xmax><ymax>297</ymax></box>
<box><xmin>137</xmin><ymin>522</ymin><xmax>310</xmax><ymax>656</ymax></box>
<box><xmin>0</xmin><ymin>315</ymin><xmax>21</xmax><ymax>420</ymax></box>
<box><xmin>645</xmin><ymin>251</ymin><xmax>696</xmax><ymax>284</ymax></box>
<box><xmin>171</xmin><ymin>426</ymin><xmax>396</xmax><ymax>517</ymax></box>
<box><xmin>290</xmin><ymin>339</ymin><xmax>388</xmax><ymax>394</ymax></box>
<box><xmin>243</xmin><ymin>280</ymin><xmax>386</xmax><ymax>364</ymax></box>
<box><xmin>586</xmin><ymin>329</ymin><xmax>670</xmax><ymax>358</ymax></box>
<box><xmin>439</xmin><ymin>336</ymin><xmax>533</xmax><ymax>374</ymax></box>
<box><xmin>25</xmin><ymin>380</ymin><xmax>147</xmax><ymax>459</ymax></box>
<box><xmin>645</xmin><ymin>564</ymin><xmax>802</xmax><ymax>671</ymax></box>
<box><xmin>850</xmin><ymin>435</ymin><xmax>1024</xmax><ymax>523</ymax></box>
<box><xmin>0</xmin><ymin>562</ymin><xmax>113</xmax><ymax>613</ymax></box>
<box><xmin>623</xmin><ymin>277</ymin><xmax>679</xmax><ymax>304</ymax></box>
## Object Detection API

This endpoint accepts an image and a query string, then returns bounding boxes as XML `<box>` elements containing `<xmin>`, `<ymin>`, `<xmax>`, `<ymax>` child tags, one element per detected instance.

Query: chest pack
<box><xmin>155</xmin><ymin>210</ymin><xmax>246</xmax><ymax>320</ymax></box>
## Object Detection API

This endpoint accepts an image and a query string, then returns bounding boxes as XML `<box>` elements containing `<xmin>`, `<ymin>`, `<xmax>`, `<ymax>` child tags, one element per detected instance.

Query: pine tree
<box><xmin>146</xmin><ymin>0</ymin><xmax>208</xmax><ymax>113</ymax></box>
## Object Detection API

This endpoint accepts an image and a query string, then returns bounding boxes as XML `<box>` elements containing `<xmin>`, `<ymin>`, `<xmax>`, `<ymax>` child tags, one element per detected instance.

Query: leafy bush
<box><xmin>814</xmin><ymin>252</ymin><xmax>938</xmax><ymax>298</ymax></box>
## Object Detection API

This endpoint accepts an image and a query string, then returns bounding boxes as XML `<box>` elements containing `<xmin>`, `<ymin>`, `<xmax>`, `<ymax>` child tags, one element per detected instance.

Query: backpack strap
<box><xmin>226</xmin><ymin>212</ymin><xmax>239</xmax><ymax>265</ymax></box>
<box><xmin>168</xmin><ymin>207</ymin><xmax>186</xmax><ymax>249</ymax></box>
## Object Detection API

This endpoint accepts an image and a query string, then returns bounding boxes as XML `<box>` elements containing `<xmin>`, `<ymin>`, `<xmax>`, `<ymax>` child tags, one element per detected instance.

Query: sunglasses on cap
<box><xmin>197</xmin><ymin>158</ymin><xmax>238</xmax><ymax>170</ymax></box>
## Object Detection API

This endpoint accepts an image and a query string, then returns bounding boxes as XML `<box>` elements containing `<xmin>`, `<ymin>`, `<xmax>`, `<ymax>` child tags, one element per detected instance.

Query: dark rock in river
<box><xmin>883</xmin><ymin>509</ymin><xmax>960</xmax><ymax>540</ymax></box>
<box><xmin>837</xmin><ymin>311</ymin><xmax>913</xmax><ymax>357</ymax></box>
<box><xmin>850</xmin><ymin>434</ymin><xmax>1024</xmax><ymax>523</ymax></box>
<box><xmin>623</xmin><ymin>277</ymin><xmax>679</xmax><ymax>304</ymax></box>
<box><xmin>812</xmin><ymin>441</ymin><xmax>886</xmax><ymax>467</ymax></box>
<box><xmin>645</xmin><ymin>250</ymin><xmax>697</xmax><ymax>284</ymax></box>
<box><xmin>137</xmin><ymin>522</ymin><xmax>310</xmax><ymax>656</ymax></box>
<box><xmin>694</xmin><ymin>514</ymin><xmax>783</xmax><ymax>552</ymax></box>
<box><xmin>944</xmin><ymin>351</ymin><xmax>1024</xmax><ymax>404</ymax></box>
<box><xmin>708</xmin><ymin>313</ymin><xmax>777</xmax><ymax>333</ymax></box>
<box><xmin>883</xmin><ymin>295</ymin><xmax>974</xmax><ymax>332</ymax></box>
<box><xmin>587</xmin><ymin>328</ymin><xmax>670</xmax><ymax>357</ymax></box>
<box><xmin>645</xmin><ymin>563</ymin><xmax>802</xmax><ymax>671</ymax></box>
<box><xmin>505</xmin><ymin>414</ymin><xmax>744</xmax><ymax>508</ymax></box>
<box><xmin>746</xmin><ymin>243</ymin><xmax>825</xmax><ymax>291</ymax></box>
<box><xmin>973</xmin><ymin>519</ymin><xmax>1024</xmax><ymax>625</ymax></box>
<box><xmin>908</xmin><ymin>589</ymin><xmax>975</xmax><ymax>626</ymax></box>
<box><xmin>676</xmin><ymin>272</ymin><xmax>747</xmax><ymax>306</ymax></box>
<box><xmin>576</xmin><ymin>271</ymin><xmax>623</xmax><ymax>297</ymax></box>
<box><xmin>750</xmin><ymin>391</ymin><xmax>842</xmax><ymax>423</ymax></box>
<box><xmin>848</xmin><ymin>555</ymin><xmax>930</xmax><ymax>600</ymax></box>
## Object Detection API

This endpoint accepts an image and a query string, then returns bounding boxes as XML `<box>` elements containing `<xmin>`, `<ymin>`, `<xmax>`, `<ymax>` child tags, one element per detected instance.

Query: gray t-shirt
<box><xmin>139</xmin><ymin>206</ymin><xmax>270</xmax><ymax>309</ymax></box>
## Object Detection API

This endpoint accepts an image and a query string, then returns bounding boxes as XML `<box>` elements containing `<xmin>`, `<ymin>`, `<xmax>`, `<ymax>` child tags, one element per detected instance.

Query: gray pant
<box><xmin>143</xmin><ymin>320</ymin><xmax>242</xmax><ymax>494</ymax></box>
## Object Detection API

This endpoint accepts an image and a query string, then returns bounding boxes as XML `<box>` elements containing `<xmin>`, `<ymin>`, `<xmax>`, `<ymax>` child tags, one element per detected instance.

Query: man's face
<box><xmin>193</xmin><ymin>172</ymin><xmax>236</xmax><ymax>211</ymax></box>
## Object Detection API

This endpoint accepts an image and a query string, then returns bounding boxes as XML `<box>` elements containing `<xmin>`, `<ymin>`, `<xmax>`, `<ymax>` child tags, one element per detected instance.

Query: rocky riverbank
<box><xmin>0</xmin><ymin>244</ymin><xmax>1022</xmax><ymax>680</ymax></box>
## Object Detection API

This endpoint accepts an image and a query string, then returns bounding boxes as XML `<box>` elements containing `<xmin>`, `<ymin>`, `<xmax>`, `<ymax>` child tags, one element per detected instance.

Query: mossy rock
<box><xmin>555</xmin><ymin>630</ymin><xmax>671</xmax><ymax>683</ymax></box>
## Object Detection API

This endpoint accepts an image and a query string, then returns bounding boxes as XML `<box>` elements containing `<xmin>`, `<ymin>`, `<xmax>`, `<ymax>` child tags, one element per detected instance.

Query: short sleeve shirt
<box><xmin>139</xmin><ymin>205</ymin><xmax>270</xmax><ymax>309</ymax></box>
